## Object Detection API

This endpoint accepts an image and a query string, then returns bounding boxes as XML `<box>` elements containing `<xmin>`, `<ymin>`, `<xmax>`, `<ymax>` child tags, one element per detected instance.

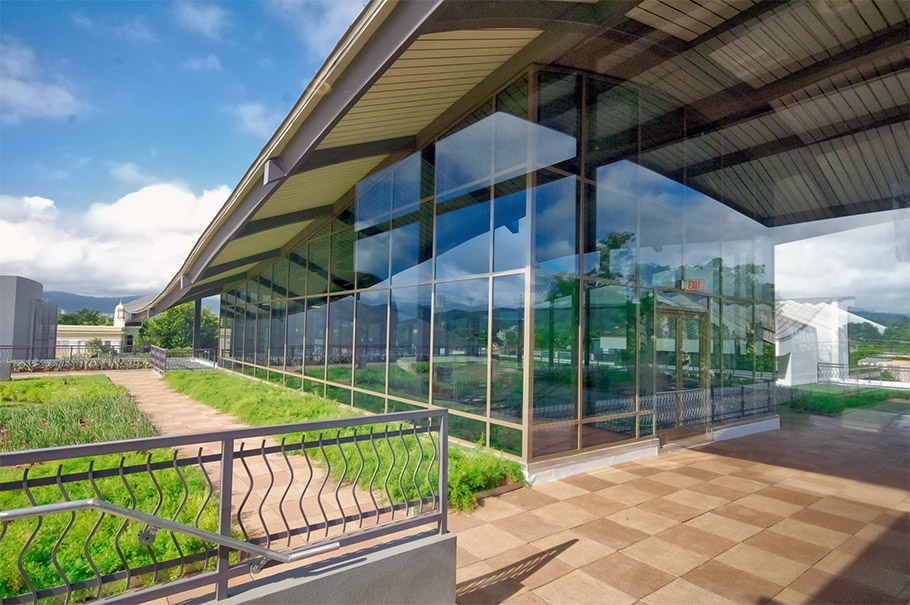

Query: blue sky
<box><xmin>0</xmin><ymin>1</ymin><xmax>907</xmax><ymax>313</ymax></box>
<box><xmin>0</xmin><ymin>0</ymin><xmax>361</xmax><ymax>295</ymax></box>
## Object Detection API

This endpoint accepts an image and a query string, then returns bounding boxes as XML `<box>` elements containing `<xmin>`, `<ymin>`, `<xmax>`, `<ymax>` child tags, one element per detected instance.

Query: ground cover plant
<box><xmin>163</xmin><ymin>369</ymin><xmax>525</xmax><ymax>511</ymax></box>
<box><xmin>789</xmin><ymin>385</ymin><xmax>907</xmax><ymax>415</ymax></box>
<box><xmin>0</xmin><ymin>376</ymin><xmax>219</xmax><ymax>602</ymax></box>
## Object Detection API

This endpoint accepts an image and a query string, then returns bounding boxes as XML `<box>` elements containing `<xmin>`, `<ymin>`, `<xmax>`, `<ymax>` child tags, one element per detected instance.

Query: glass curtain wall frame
<box><xmin>216</xmin><ymin>64</ymin><xmax>775</xmax><ymax>463</ymax></box>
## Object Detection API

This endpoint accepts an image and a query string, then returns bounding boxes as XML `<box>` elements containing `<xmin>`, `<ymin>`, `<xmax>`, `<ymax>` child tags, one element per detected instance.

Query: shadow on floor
<box><xmin>456</xmin><ymin>540</ymin><xmax>576</xmax><ymax>604</ymax></box>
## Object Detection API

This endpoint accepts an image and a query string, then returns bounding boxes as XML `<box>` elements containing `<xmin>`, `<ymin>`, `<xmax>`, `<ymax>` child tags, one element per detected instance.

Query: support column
<box><xmin>193</xmin><ymin>298</ymin><xmax>202</xmax><ymax>351</ymax></box>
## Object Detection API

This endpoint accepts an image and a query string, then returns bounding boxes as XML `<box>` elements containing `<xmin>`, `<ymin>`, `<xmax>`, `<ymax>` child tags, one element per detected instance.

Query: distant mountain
<box><xmin>850</xmin><ymin>309</ymin><xmax>909</xmax><ymax>324</ymax></box>
<box><xmin>45</xmin><ymin>291</ymin><xmax>151</xmax><ymax>315</ymax></box>
<box><xmin>45</xmin><ymin>291</ymin><xmax>219</xmax><ymax>316</ymax></box>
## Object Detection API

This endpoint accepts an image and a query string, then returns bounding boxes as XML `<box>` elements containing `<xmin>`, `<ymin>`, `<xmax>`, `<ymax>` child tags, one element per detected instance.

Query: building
<box><xmin>56</xmin><ymin>302</ymin><xmax>141</xmax><ymax>354</ymax></box>
<box><xmin>0</xmin><ymin>275</ymin><xmax>58</xmax><ymax>360</ymax></box>
<box><xmin>776</xmin><ymin>297</ymin><xmax>885</xmax><ymax>386</ymax></box>
<box><xmin>130</xmin><ymin>1</ymin><xmax>909</xmax><ymax>472</ymax></box>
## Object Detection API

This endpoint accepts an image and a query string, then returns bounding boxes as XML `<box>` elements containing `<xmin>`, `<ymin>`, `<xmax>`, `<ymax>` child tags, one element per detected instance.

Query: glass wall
<box><xmin>219</xmin><ymin>67</ymin><xmax>775</xmax><ymax>462</ymax></box>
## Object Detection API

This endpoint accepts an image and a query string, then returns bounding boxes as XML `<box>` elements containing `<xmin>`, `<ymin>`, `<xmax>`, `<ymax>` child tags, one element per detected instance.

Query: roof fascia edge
<box><xmin>139</xmin><ymin>0</ymin><xmax>443</xmax><ymax>315</ymax></box>
<box><xmin>185</xmin><ymin>0</ymin><xmax>443</xmax><ymax>286</ymax></box>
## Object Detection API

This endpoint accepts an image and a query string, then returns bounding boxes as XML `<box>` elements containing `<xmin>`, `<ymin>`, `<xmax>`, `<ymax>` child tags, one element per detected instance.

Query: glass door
<box><xmin>655</xmin><ymin>310</ymin><xmax>708</xmax><ymax>436</ymax></box>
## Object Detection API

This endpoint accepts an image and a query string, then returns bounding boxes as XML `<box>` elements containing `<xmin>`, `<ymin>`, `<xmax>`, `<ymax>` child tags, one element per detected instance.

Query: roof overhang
<box><xmin>133</xmin><ymin>0</ymin><xmax>910</xmax><ymax>315</ymax></box>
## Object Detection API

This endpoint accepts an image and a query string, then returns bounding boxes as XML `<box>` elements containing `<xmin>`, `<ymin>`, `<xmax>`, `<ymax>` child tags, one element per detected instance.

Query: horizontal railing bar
<box><xmin>1</xmin><ymin>424</ymin><xmax>436</xmax><ymax>492</ymax></box>
<box><xmin>248</xmin><ymin>495</ymin><xmax>439</xmax><ymax>546</ymax></box>
<box><xmin>100</xmin><ymin>569</ymin><xmax>220</xmax><ymax>605</ymax></box>
<box><xmin>0</xmin><ymin>499</ymin><xmax>340</xmax><ymax>564</ymax></box>
<box><xmin>0</xmin><ymin>409</ymin><xmax>446</xmax><ymax>466</ymax></box>
<box><xmin>2</xmin><ymin>550</ymin><xmax>219</xmax><ymax>605</ymax></box>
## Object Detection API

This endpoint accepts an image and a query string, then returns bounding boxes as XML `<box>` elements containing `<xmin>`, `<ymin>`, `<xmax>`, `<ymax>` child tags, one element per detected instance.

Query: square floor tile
<box><xmin>642</xmin><ymin>578</ymin><xmax>735</xmax><ymax>605</ymax></box>
<box><xmin>686</xmin><ymin>512</ymin><xmax>763</xmax><ymax>541</ymax></box>
<box><xmin>582</xmin><ymin>552</ymin><xmax>675</xmax><ymax>599</ymax></box>
<box><xmin>607</xmin><ymin>506</ymin><xmax>679</xmax><ymax>535</ymax></box>
<box><xmin>657</xmin><ymin>523</ymin><xmax>736</xmax><ymax>558</ymax></box>
<box><xmin>768</xmin><ymin>517</ymin><xmax>850</xmax><ymax>549</ymax></box>
<box><xmin>532</xmin><ymin>480</ymin><xmax>590</xmax><ymax>501</ymax></box>
<box><xmin>533</xmin><ymin>501</ymin><xmax>600</xmax><ymax>529</ymax></box>
<box><xmin>458</xmin><ymin>524</ymin><xmax>528</xmax><ymax>559</ymax></box>
<box><xmin>495</xmin><ymin>511</ymin><xmax>565</xmax><ymax>542</ymax></box>
<box><xmin>498</xmin><ymin>487</ymin><xmax>560</xmax><ymax>512</ymax></box>
<box><xmin>564</xmin><ymin>492</ymin><xmax>628</xmax><ymax>517</ymax></box>
<box><xmin>683</xmin><ymin>560</ymin><xmax>782</xmax><ymax>603</ymax></box>
<box><xmin>716</xmin><ymin>543</ymin><xmax>810</xmax><ymax>585</ymax></box>
<box><xmin>744</xmin><ymin>529</ymin><xmax>830</xmax><ymax>565</ymax></box>
<box><xmin>574</xmin><ymin>518</ymin><xmax>649</xmax><ymax>550</ymax></box>
<box><xmin>621</xmin><ymin>536</ymin><xmax>709</xmax><ymax>576</ymax></box>
<box><xmin>532</xmin><ymin>569</ymin><xmax>635</xmax><ymax>605</ymax></box>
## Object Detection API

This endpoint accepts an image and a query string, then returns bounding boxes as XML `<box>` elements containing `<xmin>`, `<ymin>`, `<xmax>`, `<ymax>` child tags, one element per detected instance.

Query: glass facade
<box><xmin>219</xmin><ymin>67</ymin><xmax>775</xmax><ymax>461</ymax></box>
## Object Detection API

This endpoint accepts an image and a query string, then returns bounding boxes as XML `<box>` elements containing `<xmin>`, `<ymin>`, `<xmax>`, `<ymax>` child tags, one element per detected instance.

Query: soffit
<box><xmin>211</xmin><ymin>223</ymin><xmax>304</xmax><ymax>266</ymax></box>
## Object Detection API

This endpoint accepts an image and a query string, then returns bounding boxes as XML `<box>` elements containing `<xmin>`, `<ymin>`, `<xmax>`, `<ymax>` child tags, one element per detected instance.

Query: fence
<box><xmin>150</xmin><ymin>347</ymin><xmax>216</xmax><ymax>374</ymax></box>
<box><xmin>0</xmin><ymin>344</ymin><xmax>146</xmax><ymax>363</ymax></box>
<box><xmin>651</xmin><ymin>382</ymin><xmax>785</xmax><ymax>431</ymax></box>
<box><xmin>817</xmin><ymin>362</ymin><xmax>910</xmax><ymax>390</ymax></box>
<box><xmin>0</xmin><ymin>409</ymin><xmax>448</xmax><ymax>604</ymax></box>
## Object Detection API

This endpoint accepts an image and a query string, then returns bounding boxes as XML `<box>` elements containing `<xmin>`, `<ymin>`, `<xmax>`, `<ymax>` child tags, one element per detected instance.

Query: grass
<box><xmin>0</xmin><ymin>376</ymin><xmax>220</xmax><ymax>602</ymax></box>
<box><xmin>163</xmin><ymin>369</ymin><xmax>526</xmax><ymax>511</ymax></box>
<box><xmin>790</xmin><ymin>386</ymin><xmax>907</xmax><ymax>415</ymax></box>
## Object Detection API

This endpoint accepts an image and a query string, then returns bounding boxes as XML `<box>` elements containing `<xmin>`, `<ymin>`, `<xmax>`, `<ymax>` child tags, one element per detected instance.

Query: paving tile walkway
<box><xmin>82</xmin><ymin>371</ymin><xmax>910</xmax><ymax>603</ymax></box>
<box><xmin>454</xmin><ymin>408</ymin><xmax>910</xmax><ymax>604</ymax></box>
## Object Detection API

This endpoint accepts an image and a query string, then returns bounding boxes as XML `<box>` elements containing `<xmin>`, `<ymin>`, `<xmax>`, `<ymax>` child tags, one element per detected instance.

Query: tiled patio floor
<box><xmin>452</xmin><ymin>408</ymin><xmax>910</xmax><ymax>604</ymax></box>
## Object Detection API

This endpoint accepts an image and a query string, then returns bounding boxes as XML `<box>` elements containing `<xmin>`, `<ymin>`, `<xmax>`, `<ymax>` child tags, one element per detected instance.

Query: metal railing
<box><xmin>0</xmin><ymin>409</ymin><xmax>448</xmax><ymax>604</ymax></box>
<box><xmin>650</xmin><ymin>382</ymin><xmax>781</xmax><ymax>430</ymax></box>
<box><xmin>150</xmin><ymin>347</ymin><xmax>215</xmax><ymax>374</ymax></box>
<box><xmin>818</xmin><ymin>362</ymin><xmax>910</xmax><ymax>386</ymax></box>
<box><xmin>0</xmin><ymin>344</ymin><xmax>146</xmax><ymax>363</ymax></box>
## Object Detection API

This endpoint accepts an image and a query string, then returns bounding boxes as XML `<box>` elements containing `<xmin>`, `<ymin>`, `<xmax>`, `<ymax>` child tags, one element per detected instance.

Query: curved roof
<box><xmin>134</xmin><ymin>0</ymin><xmax>910</xmax><ymax>316</ymax></box>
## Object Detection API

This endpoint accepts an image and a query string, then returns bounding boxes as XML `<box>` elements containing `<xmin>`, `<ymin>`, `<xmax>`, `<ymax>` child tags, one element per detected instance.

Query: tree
<box><xmin>136</xmin><ymin>303</ymin><xmax>219</xmax><ymax>349</ymax></box>
<box><xmin>58</xmin><ymin>308</ymin><xmax>113</xmax><ymax>325</ymax></box>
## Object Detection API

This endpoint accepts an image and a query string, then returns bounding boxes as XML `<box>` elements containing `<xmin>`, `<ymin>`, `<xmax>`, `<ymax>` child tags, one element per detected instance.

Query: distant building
<box><xmin>0</xmin><ymin>276</ymin><xmax>58</xmax><ymax>359</ymax></box>
<box><xmin>776</xmin><ymin>298</ymin><xmax>885</xmax><ymax>386</ymax></box>
<box><xmin>57</xmin><ymin>301</ymin><xmax>141</xmax><ymax>353</ymax></box>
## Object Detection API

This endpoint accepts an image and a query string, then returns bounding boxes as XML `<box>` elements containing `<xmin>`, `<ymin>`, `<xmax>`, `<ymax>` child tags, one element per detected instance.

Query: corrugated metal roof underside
<box><xmin>193</xmin><ymin>263</ymin><xmax>257</xmax><ymax>287</ymax></box>
<box><xmin>316</xmin><ymin>29</ymin><xmax>543</xmax><ymax>149</ymax></box>
<box><xmin>211</xmin><ymin>223</ymin><xmax>304</xmax><ymax>266</ymax></box>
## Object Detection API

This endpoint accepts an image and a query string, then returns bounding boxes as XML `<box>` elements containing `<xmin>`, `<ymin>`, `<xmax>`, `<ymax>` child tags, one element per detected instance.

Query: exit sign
<box><xmin>682</xmin><ymin>279</ymin><xmax>705</xmax><ymax>291</ymax></box>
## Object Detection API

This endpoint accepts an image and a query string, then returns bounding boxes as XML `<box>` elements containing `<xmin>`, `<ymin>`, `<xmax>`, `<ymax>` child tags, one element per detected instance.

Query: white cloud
<box><xmin>183</xmin><ymin>54</ymin><xmax>222</xmax><ymax>72</ymax></box>
<box><xmin>265</xmin><ymin>0</ymin><xmax>362</xmax><ymax>60</ymax></box>
<box><xmin>174</xmin><ymin>2</ymin><xmax>229</xmax><ymax>40</ymax></box>
<box><xmin>72</xmin><ymin>13</ymin><xmax>94</xmax><ymax>29</ymax></box>
<box><xmin>0</xmin><ymin>38</ymin><xmax>87</xmax><ymax>124</ymax></box>
<box><xmin>0</xmin><ymin>184</ymin><xmax>230</xmax><ymax>296</ymax></box>
<box><xmin>226</xmin><ymin>102</ymin><xmax>282</xmax><ymax>138</ymax></box>
<box><xmin>109</xmin><ymin>162</ymin><xmax>158</xmax><ymax>186</ymax></box>
<box><xmin>117</xmin><ymin>18</ymin><xmax>155</xmax><ymax>43</ymax></box>
<box><xmin>776</xmin><ymin>211</ymin><xmax>910</xmax><ymax>314</ymax></box>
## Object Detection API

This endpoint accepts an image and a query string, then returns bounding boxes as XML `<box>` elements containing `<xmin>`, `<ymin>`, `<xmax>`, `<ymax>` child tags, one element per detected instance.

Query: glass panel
<box><xmin>304</xmin><ymin>297</ymin><xmax>327</xmax><ymax>379</ymax></box>
<box><xmin>683</xmin><ymin>192</ymin><xmax>722</xmax><ymax>294</ymax></box>
<box><xmin>638</xmin><ymin>290</ymin><xmax>656</xmax><ymax>413</ymax></box>
<box><xmin>330</xmin><ymin>229</ymin><xmax>355</xmax><ymax>292</ymax></box>
<box><xmin>269</xmin><ymin>300</ymin><xmax>286</xmax><ymax>369</ymax></box>
<box><xmin>354</xmin><ymin>290</ymin><xmax>388</xmax><ymax>393</ymax></box>
<box><xmin>286</xmin><ymin>299</ymin><xmax>305</xmax><ymax>374</ymax></box>
<box><xmin>307</xmin><ymin>238</ymin><xmax>329</xmax><ymax>295</ymax></box>
<box><xmin>710</xmin><ymin>298</ymin><xmax>722</xmax><ymax>389</ymax></box>
<box><xmin>433</xmin><ymin>278</ymin><xmax>489</xmax><ymax>416</ymax></box>
<box><xmin>355</xmin><ymin>224</ymin><xmax>390</xmax><ymax>289</ymax></box>
<box><xmin>355</xmin><ymin>152</ymin><xmax>424</xmax><ymax>231</ymax></box>
<box><xmin>493</xmin><ymin>177</ymin><xmax>527</xmax><ymax>272</ymax></box>
<box><xmin>532</xmin><ymin>424</ymin><xmax>576</xmax><ymax>458</ymax></box>
<box><xmin>537</xmin><ymin>71</ymin><xmax>578</xmax><ymax>140</ymax></box>
<box><xmin>582</xmin><ymin>416</ymin><xmax>636</xmax><ymax>448</ymax></box>
<box><xmin>436</xmin><ymin>111</ymin><xmax>575</xmax><ymax>202</ymax></box>
<box><xmin>272</xmin><ymin>257</ymin><xmax>289</xmax><ymax>300</ymax></box>
<box><xmin>583</xmin><ymin>283</ymin><xmax>636</xmax><ymax>418</ymax></box>
<box><xmin>286</xmin><ymin>375</ymin><xmax>302</xmax><ymax>390</ymax></box>
<box><xmin>326</xmin><ymin>385</ymin><xmax>351</xmax><ymax>406</ymax></box>
<box><xmin>332</xmin><ymin>204</ymin><xmax>354</xmax><ymax>232</ymax></box>
<box><xmin>303</xmin><ymin>379</ymin><xmax>324</xmax><ymax>397</ymax></box>
<box><xmin>655</xmin><ymin>314</ymin><xmax>677</xmax><ymax>394</ymax></box>
<box><xmin>390</xmin><ymin>203</ymin><xmax>433</xmax><ymax>285</ymax></box>
<box><xmin>639</xmin><ymin>414</ymin><xmax>653</xmax><ymax>437</ymax></box>
<box><xmin>754</xmin><ymin>232</ymin><xmax>774</xmax><ymax>303</ymax></box>
<box><xmin>585</xmin><ymin>77</ymin><xmax>637</xmax><ymax>179</ymax></box>
<box><xmin>256</xmin><ymin>304</ymin><xmax>269</xmax><ymax>366</ymax></box>
<box><xmin>587</xmin><ymin>165</ymin><xmax>637</xmax><ymax>281</ymax></box>
<box><xmin>639</xmin><ymin>169</ymin><xmax>683</xmax><ymax>288</ymax></box>
<box><xmin>243</xmin><ymin>306</ymin><xmax>255</xmax><ymax>364</ymax></box>
<box><xmin>268</xmin><ymin>370</ymin><xmax>284</xmax><ymax>386</ymax></box>
<box><xmin>756</xmin><ymin>302</ymin><xmax>775</xmax><ymax>382</ymax></box>
<box><xmin>235</xmin><ymin>285</ymin><xmax>247</xmax><ymax>305</ymax></box>
<box><xmin>723</xmin><ymin>300</ymin><xmax>753</xmax><ymax>386</ymax></box>
<box><xmin>288</xmin><ymin>245</ymin><xmax>306</xmax><ymax>298</ymax></box>
<box><xmin>354</xmin><ymin>391</ymin><xmax>385</xmax><ymax>414</ymax></box>
<box><xmin>327</xmin><ymin>294</ymin><xmax>354</xmax><ymax>384</ymax></box>
<box><xmin>258</xmin><ymin>266</ymin><xmax>272</xmax><ymax>302</ymax></box>
<box><xmin>496</xmin><ymin>75</ymin><xmax>527</xmax><ymax>119</ymax></box>
<box><xmin>435</xmin><ymin>190</ymin><xmax>491</xmax><ymax>279</ymax></box>
<box><xmin>230</xmin><ymin>307</ymin><xmax>242</xmax><ymax>359</ymax></box>
<box><xmin>534</xmin><ymin>174</ymin><xmax>577</xmax><ymax>273</ymax></box>
<box><xmin>450</xmin><ymin>415</ymin><xmax>486</xmax><ymax>445</ymax></box>
<box><xmin>721</xmin><ymin>215</ymin><xmax>754</xmax><ymax>298</ymax></box>
<box><xmin>388</xmin><ymin>285</ymin><xmax>431</xmax><ymax>402</ymax></box>
<box><xmin>490</xmin><ymin>424</ymin><xmax>522</xmax><ymax>457</ymax></box>
<box><xmin>491</xmin><ymin>274</ymin><xmax>524</xmax><ymax>423</ymax></box>
<box><xmin>533</xmin><ymin>273</ymin><xmax>578</xmax><ymax>422</ymax></box>
<box><xmin>246</xmin><ymin>279</ymin><xmax>258</xmax><ymax>303</ymax></box>
<box><xmin>388</xmin><ymin>399</ymin><xmax>423</xmax><ymax>413</ymax></box>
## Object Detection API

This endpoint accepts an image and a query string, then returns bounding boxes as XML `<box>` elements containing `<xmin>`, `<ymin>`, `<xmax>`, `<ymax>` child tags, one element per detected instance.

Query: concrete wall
<box><xmin>212</xmin><ymin>532</ymin><xmax>455</xmax><ymax>605</ymax></box>
<box><xmin>0</xmin><ymin>276</ymin><xmax>57</xmax><ymax>358</ymax></box>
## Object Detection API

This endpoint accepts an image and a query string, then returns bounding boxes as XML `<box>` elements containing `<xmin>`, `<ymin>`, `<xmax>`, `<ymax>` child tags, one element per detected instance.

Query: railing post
<box><xmin>216</xmin><ymin>438</ymin><xmax>234</xmax><ymax>600</ymax></box>
<box><xmin>438</xmin><ymin>412</ymin><xmax>448</xmax><ymax>535</ymax></box>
